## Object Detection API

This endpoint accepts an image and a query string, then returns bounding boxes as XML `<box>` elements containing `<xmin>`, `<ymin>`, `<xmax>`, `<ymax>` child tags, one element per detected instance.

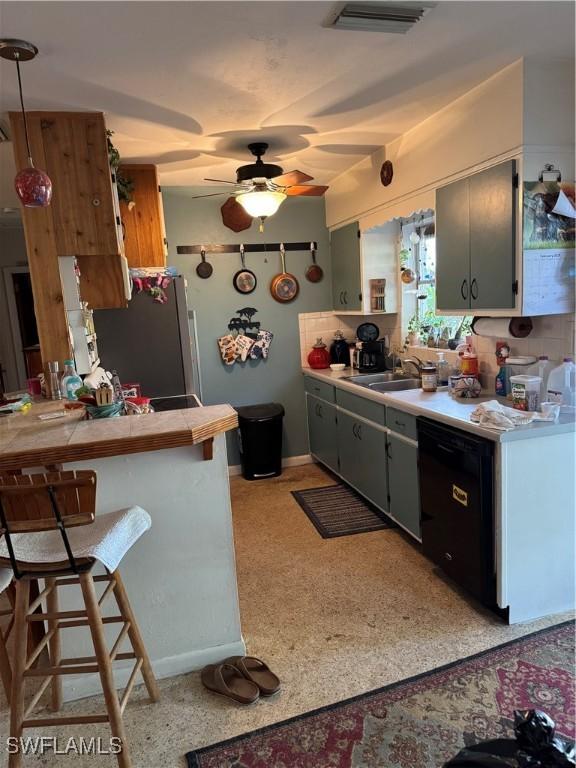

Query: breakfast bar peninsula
<box><xmin>0</xmin><ymin>400</ymin><xmax>244</xmax><ymax>701</ymax></box>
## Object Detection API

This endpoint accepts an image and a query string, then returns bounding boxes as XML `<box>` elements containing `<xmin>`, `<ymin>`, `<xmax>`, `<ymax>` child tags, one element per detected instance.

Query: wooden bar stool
<box><xmin>0</xmin><ymin>470</ymin><xmax>160</xmax><ymax>768</ymax></box>
<box><xmin>0</xmin><ymin>568</ymin><xmax>14</xmax><ymax>700</ymax></box>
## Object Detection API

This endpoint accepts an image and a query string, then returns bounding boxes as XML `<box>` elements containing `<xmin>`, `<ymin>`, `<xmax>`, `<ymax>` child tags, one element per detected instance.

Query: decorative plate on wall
<box><xmin>380</xmin><ymin>160</ymin><xmax>394</xmax><ymax>187</ymax></box>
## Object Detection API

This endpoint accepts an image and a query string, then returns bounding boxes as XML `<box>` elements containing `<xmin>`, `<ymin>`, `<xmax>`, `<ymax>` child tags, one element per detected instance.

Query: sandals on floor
<box><xmin>224</xmin><ymin>655</ymin><xmax>281</xmax><ymax>696</ymax></box>
<box><xmin>201</xmin><ymin>662</ymin><xmax>260</xmax><ymax>705</ymax></box>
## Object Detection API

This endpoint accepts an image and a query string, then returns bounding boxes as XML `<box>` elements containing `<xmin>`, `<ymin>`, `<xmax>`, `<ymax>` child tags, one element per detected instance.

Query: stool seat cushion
<box><xmin>0</xmin><ymin>568</ymin><xmax>11</xmax><ymax>593</ymax></box>
<box><xmin>0</xmin><ymin>506</ymin><xmax>151</xmax><ymax>573</ymax></box>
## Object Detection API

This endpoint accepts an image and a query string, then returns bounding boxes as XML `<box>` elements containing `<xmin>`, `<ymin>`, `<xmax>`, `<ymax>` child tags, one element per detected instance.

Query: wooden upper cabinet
<box><xmin>119</xmin><ymin>164</ymin><xmax>167</xmax><ymax>268</ymax></box>
<box><xmin>11</xmin><ymin>112</ymin><xmax>122</xmax><ymax>257</ymax></box>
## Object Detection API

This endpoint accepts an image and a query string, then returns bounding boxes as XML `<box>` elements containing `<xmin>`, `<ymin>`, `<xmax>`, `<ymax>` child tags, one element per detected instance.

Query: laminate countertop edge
<box><xmin>302</xmin><ymin>368</ymin><xmax>576</xmax><ymax>443</ymax></box>
<box><xmin>0</xmin><ymin>404</ymin><xmax>239</xmax><ymax>471</ymax></box>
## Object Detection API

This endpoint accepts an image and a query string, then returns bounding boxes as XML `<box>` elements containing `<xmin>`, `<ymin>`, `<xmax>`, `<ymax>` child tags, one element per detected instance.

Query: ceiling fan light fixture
<box><xmin>236</xmin><ymin>190</ymin><xmax>286</xmax><ymax>218</ymax></box>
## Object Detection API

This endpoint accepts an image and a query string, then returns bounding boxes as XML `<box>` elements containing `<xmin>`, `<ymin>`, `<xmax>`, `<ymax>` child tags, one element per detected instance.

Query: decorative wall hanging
<box><xmin>380</xmin><ymin>160</ymin><xmax>394</xmax><ymax>187</ymax></box>
<box><xmin>270</xmin><ymin>244</ymin><xmax>299</xmax><ymax>303</ymax></box>
<box><xmin>132</xmin><ymin>274</ymin><xmax>172</xmax><ymax>303</ymax></box>
<box><xmin>232</xmin><ymin>245</ymin><xmax>257</xmax><ymax>294</ymax></box>
<box><xmin>217</xmin><ymin>308</ymin><xmax>273</xmax><ymax>366</ymax></box>
<box><xmin>0</xmin><ymin>39</ymin><xmax>53</xmax><ymax>207</ymax></box>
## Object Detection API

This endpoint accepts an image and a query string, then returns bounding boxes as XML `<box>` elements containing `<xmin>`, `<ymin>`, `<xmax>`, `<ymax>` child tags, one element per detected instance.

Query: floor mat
<box><xmin>291</xmin><ymin>483</ymin><xmax>394</xmax><ymax>538</ymax></box>
<box><xmin>186</xmin><ymin>621</ymin><xmax>575</xmax><ymax>768</ymax></box>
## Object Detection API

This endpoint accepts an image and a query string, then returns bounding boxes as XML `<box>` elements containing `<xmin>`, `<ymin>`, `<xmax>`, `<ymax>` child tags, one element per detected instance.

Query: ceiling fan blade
<box><xmin>190</xmin><ymin>192</ymin><xmax>228</xmax><ymax>199</ymax></box>
<box><xmin>204</xmin><ymin>178</ymin><xmax>238</xmax><ymax>185</ymax></box>
<box><xmin>220</xmin><ymin>196</ymin><xmax>253</xmax><ymax>233</ymax></box>
<box><xmin>285</xmin><ymin>184</ymin><xmax>329</xmax><ymax>197</ymax></box>
<box><xmin>273</xmin><ymin>170</ymin><xmax>314</xmax><ymax>186</ymax></box>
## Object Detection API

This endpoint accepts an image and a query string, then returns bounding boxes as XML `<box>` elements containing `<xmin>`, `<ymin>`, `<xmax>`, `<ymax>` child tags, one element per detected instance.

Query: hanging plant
<box><xmin>107</xmin><ymin>130</ymin><xmax>134</xmax><ymax>205</ymax></box>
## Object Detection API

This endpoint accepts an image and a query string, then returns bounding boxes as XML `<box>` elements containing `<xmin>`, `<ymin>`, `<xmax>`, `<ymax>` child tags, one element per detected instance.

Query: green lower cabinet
<box><xmin>307</xmin><ymin>394</ymin><xmax>338</xmax><ymax>473</ymax></box>
<box><xmin>337</xmin><ymin>411</ymin><xmax>389</xmax><ymax>512</ymax></box>
<box><xmin>387</xmin><ymin>433</ymin><xmax>421</xmax><ymax>540</ymax></box>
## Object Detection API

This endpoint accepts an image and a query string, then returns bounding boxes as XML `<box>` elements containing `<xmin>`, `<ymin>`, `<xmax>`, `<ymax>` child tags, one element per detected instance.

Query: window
<box><xmin>400</xmin><ymin>214</ymin><xmax>471</xmax><ymax>347</ymax></box>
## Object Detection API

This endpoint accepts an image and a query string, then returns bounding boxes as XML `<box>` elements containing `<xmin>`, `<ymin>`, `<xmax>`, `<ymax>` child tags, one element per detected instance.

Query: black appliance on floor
<box><xmin>236</xmin><ymin>403</ymin><xmax>285</xmax><ymax>480</ymax></box>
<box><xmin>417</xmin><ymin>417</ymin><xmax>499</xmax><ymax>611</ymax></box>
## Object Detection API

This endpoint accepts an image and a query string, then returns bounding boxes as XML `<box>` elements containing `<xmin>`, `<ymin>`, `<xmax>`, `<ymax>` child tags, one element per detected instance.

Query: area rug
<box><xmin>291</xmin><ymin>483</ymin><xmax>394</xmax><ymax>538</ymax></box>
<box><xmin>186</xmin><ymin>621</ymin><xmax>575</xmax><ymax>768</ymax></box>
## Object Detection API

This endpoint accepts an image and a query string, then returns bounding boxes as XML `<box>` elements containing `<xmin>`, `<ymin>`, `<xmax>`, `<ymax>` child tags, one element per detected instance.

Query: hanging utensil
<box><xmin>196</xmin><ymin>248</ymin><xmax>213</xmax><ymax>279</ymax></box>
<box><xmin>270</xmin><ymin>243</ymin><xmax>299</xmax><ymax>303</ymax></box>
<box><xmin>233</xmin><ymin>244</ymin><xmax>257</xmax><ymax>294</ymax></box>
<box><xmin>305</xmin><ymin>241</ymin><xmax>323</xmax><ymax>283</ymax></box>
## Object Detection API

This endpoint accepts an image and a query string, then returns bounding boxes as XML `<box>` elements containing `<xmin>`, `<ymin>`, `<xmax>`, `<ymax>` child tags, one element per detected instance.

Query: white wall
<box><xmin>325</xmin><ymin>57</ymin><xmax>574</xmax><ymax>229</ymax></box>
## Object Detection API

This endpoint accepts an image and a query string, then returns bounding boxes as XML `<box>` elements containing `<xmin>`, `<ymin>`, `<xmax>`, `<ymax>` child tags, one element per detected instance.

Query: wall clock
<box><xmin>380</xmin><ymin>160</ymin><xmax>394</xmax><ymax>187</ymax></box>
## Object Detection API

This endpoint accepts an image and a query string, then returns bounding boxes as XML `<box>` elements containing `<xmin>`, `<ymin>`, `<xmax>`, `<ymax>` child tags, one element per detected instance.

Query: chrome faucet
<box><xmin>401</xmin><ymin>356</ymin><xmax>424</xmax><ymax>378</ymax></box>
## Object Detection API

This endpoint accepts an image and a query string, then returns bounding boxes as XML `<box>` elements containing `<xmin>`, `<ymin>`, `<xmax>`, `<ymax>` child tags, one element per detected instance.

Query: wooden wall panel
<box><xmin>119</xmin><ymin>164</ymin><xmax>166</xmax><ymax>267</ymax></box>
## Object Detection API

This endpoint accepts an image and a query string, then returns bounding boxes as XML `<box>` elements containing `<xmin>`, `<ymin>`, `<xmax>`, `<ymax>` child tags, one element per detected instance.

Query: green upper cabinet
<box><xmin>330</xmin><ymin>221</ymin><xmax>362</xmax><ymax>311</ymax></box>
<box><xmin>436</xmin><ymin>160</ymin><xmax>517</xmax><ymax>312</ymax></box>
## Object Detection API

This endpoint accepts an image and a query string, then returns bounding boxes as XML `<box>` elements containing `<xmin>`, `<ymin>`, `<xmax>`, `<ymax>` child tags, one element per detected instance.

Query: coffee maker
<box><xmin>356</xmin><ymin>339</ymin><xmax>388</xmax><ymax>372</ymax></box>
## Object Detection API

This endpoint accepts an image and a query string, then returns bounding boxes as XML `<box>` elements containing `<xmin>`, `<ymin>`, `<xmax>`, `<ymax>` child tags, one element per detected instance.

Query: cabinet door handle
<box><xmin>394</xmin><ymin>419</ymin><xmax>405</xmax><ymax>429</ymax></box>
<box><xmin>343</xmin><ymin>291</ymin><xmax>348</xmax><ymax>305</ymax></box>
<box><xmin>352</xmin><ymin>423</ymin><xmax>358</xmax><ymax>438</ymax></box>
<box><xmin>318</xmin><ymin>404</ymin><xmax>323</xmax><ymax>418</ymax></box>
<box><xmin>356</xmin><ymin>423</ymin><xmax>362</xmax><ymax>440</ymax></box>
<box><xmin>470</xmin><ymin>278</ymin><xmax>478</xmax><ymax>300</ymax></box>
<box><xmin>460</xmin><ymin>279</ymin><xmax>468</xmax><ymax>300</ymax></box>
<box><xmin>339</xmin><ymin>291</ymin><xmax>344</xmax><ymax>305</ymax></box>
<box><xmin>386</xmin><ymin>442</ymin><xmax>391</xmax><ymax>459</ymax></box>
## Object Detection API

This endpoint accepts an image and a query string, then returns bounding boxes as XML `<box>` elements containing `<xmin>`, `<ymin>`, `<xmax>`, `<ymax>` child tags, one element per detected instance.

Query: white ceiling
<box><xmin>0</xmin><ymin>1</ymin><xmax>574</xmax><ymax>188</ymax></box>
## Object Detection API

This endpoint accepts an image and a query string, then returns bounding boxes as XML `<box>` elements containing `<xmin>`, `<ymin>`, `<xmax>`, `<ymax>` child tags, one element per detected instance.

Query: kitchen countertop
<box><xmin>303</xmin><ymin>368</ymin><xmax>576</xmax><ymax>442</ymax></box>
<box><xmin>0</xmin><ymin>399</ymin><xmax>238</xmax><ymax>470</ymax></box>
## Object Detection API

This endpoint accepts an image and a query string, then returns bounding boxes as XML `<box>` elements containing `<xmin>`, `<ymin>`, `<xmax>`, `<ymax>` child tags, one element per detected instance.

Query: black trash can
<box><xmin>236</xmin><ymin>403</ymin><xmax>285</xmax><ymax>480</ymax></box>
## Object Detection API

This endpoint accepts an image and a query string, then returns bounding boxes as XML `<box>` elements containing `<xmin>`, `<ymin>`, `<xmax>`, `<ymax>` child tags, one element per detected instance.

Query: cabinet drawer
<box><xmin>304</xmin><ymin>376</ymin><xmax>335</xmax><ymax>403</ymax></box>
<box><xmin>336</xmin><ymin>389</ymin><xmax>386</xmax><ymax>426</ymax></box>
<box><xmin>387</xmin><ymin>407</ymin><xmax>418</xmax><ymax>440</ymax></box>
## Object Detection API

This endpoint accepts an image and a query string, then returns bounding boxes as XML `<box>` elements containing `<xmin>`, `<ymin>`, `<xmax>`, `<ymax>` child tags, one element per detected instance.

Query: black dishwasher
<box><xmin>417</xmin><ymin>417</ymin><xmax>496</xmax><ymax>608</ymax></box>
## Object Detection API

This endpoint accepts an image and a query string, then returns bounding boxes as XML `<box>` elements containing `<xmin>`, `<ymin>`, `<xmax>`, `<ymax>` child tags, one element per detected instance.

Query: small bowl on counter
<box><xmin>85</xmin><ymin>402</ymin><xmax>123</xmax><ymax>419</ymax></box>
<box><xmin>329</xmin><ymin>363</ymin><xmax>346</xmax><ymax>372</ymax></box>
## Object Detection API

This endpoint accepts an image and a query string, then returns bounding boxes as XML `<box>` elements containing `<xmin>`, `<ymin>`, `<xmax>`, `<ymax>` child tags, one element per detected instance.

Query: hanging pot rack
<box><xmin>177</xmin><ymin>241</ymin><xmax>317</xmax><ymax>256</ymax></box>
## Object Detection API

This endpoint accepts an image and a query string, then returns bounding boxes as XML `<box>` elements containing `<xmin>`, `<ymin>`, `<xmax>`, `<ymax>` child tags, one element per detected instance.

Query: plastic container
<box><xmin>529</xmin><ymin>355</ymin><xmax>555</xmax><ymax>403</ymax></box>
<box><xmin>236</xmin><ymin>403</ymin><xmax>285</xmax><ymax>480</ymax></box>
<box><xmin>546</xmin><ymin>357</ymin><xmax>576</xmax><ymax>411</ymax></box>
<box><xmin>60</xmin><ymin>360</ymin><xmax>83</xmax><ymax>401</ymax></box>
<box><xmin>436</xmin><ymin>352</ymin><xmax>450</xmax><ymax>386</ymax></box>
<box><xmin>510</xmin><ymin>374</ymin><xmax>541</xmax><ymax>412</ymax></box>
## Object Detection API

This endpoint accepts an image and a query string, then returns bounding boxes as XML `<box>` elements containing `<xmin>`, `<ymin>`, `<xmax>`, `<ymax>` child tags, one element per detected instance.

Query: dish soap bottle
<box><xmin>436</xmin><ymin>351</ymin><xmax>450</xmax><ymax>386</ymax></box>
<box><xmin>60</xmin><ymin>360</ymin><xmax>83</xmax><ymax>401</ymax></box>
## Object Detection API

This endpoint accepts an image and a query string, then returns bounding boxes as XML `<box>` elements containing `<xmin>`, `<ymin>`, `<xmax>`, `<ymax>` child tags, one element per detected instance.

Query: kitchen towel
<box><xmin>471</xmin><ymin>317</ymin><xmax>533</xmax><ymax>339</ymax></box>
<box><xmin>0</xmin><ymin>506</ymin><xmax>151</xmax><ymax>573</ymax></box>
<box><xmin>470</xmin><ymin>400</ymin><xmax>535</xmax><ymax>431</ymax></box>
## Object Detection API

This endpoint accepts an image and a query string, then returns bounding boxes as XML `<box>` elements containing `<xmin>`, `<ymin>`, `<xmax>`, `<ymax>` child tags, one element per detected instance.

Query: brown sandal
<box><xmin>224</xmin><ymin>656</ymin><xmax>281</xmax><ymax>696</ymax></box>
<box><xmin>201</xmin><ymin>663</ymin><xmax>260</xmax><ymax>705</ymax></box>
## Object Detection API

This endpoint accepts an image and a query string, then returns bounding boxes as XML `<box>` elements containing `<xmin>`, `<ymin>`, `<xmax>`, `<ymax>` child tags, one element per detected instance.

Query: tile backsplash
<box><xmin>299</xmin><ymin>311</ymin><xmax>575</xmax><ymax>391</ymax></box>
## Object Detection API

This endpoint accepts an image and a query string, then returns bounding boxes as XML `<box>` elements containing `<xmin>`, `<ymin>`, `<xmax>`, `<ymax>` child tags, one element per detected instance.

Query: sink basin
<box><xmin>342</xmin><ymin>372</ymin><xmax>421</xmax><ymax>392</ymax></box>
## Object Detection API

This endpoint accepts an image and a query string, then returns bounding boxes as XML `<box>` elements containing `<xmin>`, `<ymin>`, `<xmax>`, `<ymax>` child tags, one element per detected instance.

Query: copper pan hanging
<box><xmin>305</xmin><ymin>242</ymin><xmax>323</xmax><ymax>283</ymax></box>
<box><xmin>270</xmin><ymin>243</ymin><xmax>299</xmax><ymax>303</ymax></box>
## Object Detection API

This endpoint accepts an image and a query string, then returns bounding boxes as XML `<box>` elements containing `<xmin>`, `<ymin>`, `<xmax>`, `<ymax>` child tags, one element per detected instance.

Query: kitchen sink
<box><xmin>342</xmin><ymin>372</ymin><xmax>421</xmax><ymax>392</ymax></box>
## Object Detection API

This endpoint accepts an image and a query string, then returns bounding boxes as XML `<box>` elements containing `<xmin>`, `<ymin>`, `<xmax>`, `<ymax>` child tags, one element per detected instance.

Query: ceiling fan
<box><xmin>192</xmin><ymin>142</ymin><xmax>329</xmax><ymax>232</ymax></box>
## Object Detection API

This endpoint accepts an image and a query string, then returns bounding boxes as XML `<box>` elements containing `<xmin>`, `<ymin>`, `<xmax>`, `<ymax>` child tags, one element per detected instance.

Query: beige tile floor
<box><xmin>0</xmin><ymin>463</ymin><xmax>571</xmax><ymax>766</ymax></box>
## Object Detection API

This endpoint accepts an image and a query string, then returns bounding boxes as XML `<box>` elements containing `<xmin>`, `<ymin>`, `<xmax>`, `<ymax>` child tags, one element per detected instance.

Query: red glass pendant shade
<box><xmin>15</xmin><ymin>164</ymin><xmax>52</xmax><ymax>207</ymax></box>
<box><xmin>0</xmin><ymin>39</ymin><xmax>53</xmax><ymax>208</ymax></box>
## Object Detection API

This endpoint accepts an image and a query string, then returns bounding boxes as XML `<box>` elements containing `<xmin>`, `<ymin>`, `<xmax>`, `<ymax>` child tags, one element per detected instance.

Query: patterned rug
<box><xmin>291</xmin><ymin>484</ymin><xmax>394</xmax><ymax>538</ymax></box>
<box><xmin>186</xmin><ymin>621</ymin><xmax>575</xmax><ymax>768</ymax></box>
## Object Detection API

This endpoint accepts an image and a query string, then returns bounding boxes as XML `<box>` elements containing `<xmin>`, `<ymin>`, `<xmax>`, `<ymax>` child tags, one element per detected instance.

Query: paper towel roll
<box><xmin>471</xmin><ymin>317</ymin><xmax>533</xmax><ymax>339</ymax></box>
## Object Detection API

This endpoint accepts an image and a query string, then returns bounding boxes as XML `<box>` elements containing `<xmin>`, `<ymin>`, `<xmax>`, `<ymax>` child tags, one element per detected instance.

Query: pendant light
<box><xmin>0</xmin><ymin>39</ymin><xmax>53</xmax><ymax>207</ymax></box>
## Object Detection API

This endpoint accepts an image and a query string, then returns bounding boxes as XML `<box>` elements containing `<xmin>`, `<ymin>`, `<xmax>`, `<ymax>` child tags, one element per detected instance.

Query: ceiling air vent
<box><xmin>325</xmin><ymin>2</ymin><xmax>436</xmax><ymax>33</ymax></box>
